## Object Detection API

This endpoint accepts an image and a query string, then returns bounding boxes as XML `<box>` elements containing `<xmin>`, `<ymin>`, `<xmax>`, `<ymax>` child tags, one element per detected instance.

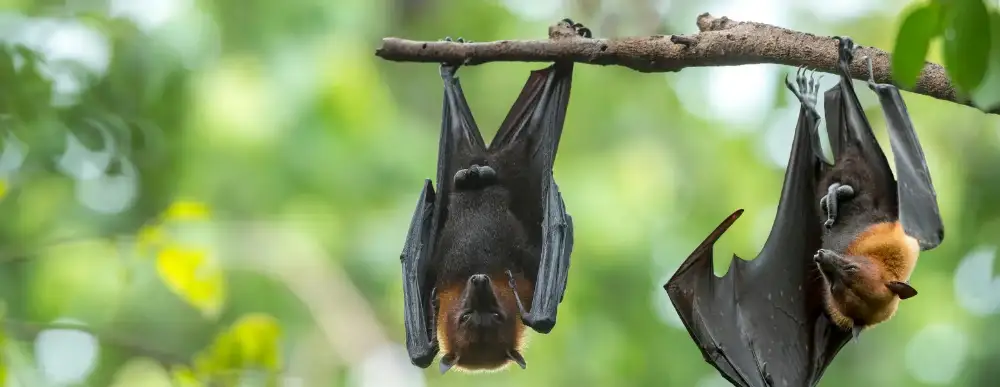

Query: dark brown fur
<box><xmin>430</xmin><ymin>145</ymin><xmax>543</xmax><ymax>372</ymax></box>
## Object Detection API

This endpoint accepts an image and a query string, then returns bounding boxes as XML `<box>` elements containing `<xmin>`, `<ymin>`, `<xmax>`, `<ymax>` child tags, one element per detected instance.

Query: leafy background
<box><xmin>0</xmin><ymin>0</ymin><xmax>998</xmax><ymax>386</ymax></box>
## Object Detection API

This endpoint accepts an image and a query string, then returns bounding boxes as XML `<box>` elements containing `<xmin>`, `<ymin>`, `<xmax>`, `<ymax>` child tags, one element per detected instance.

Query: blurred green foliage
<box><xmin>892</xmin><ymin>0</ymin><xmax>1000</xmax><ymax>110</ymax></box>
<box><xmin>0</xmin><ymin>0</ymin><xmax>996</xmax><ymax>386</ymax></box>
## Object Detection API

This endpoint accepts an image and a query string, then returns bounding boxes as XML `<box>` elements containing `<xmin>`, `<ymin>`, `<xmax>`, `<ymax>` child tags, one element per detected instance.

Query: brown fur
<box><xmin>436</xmin><ymin>272</ymin><xmax>534</xmax><ymax>372</ymax></box>
<box><xmin>821</xmin><ymin>221</ymin><xmax>920</xmax><ymax>331</ymax></box>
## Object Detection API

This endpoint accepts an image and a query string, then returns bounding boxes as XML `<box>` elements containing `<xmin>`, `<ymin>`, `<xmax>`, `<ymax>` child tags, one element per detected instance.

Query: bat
<box><xmin>813</xmin><ymin>37</ymin><xmax>944</xmax><ymax>340</ymax></box>
<box><xmin>664</xmin><ymin>36</ymin><xmax>944</xmax><ymax>387</ymax></box>
<box><xmin>398</xmin><ymin>20</ymin><xmax>590</xmax><ymax>374</ymax></box>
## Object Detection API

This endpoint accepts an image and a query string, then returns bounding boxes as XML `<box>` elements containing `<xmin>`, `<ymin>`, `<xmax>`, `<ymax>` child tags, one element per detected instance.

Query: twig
<box><xmin>375</xmin><ymin>13</ymin><xmax>998</xmax><ymax>115</ymax></box>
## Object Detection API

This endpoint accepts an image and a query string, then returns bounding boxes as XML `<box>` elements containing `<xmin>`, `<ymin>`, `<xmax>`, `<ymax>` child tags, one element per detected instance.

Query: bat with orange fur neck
<box><xmin>665</xmin><ymin>37</ymin><xmax>944</xmax><ymax>387</ymax></box>
<box><xmin>398</xmin><ymin>20</ymin><xmax>588</xmax><ymax>374</ymax></box>
<box><xmin>813</xmin><ymin>36</ymin><xmax>943</xmax><ymax>340</ymax></box>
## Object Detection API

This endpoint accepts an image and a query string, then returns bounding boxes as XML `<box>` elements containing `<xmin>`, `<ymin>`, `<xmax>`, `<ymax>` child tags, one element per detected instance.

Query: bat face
<box><xmin>816</xmin><ymin>251</ymin><xmax>898</xmax><ymax>325</ymax></box>
<box><xmin>436</xmin><ymin>273</ymin><xmax>530</xmax><ymax>373</ymax></box>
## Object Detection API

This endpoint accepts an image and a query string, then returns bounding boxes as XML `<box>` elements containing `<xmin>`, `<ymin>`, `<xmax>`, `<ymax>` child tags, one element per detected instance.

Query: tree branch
<box><xmin>375</xmin><ymin>13</ymin><xmax>998</xmax><ymax>115</ymax></box>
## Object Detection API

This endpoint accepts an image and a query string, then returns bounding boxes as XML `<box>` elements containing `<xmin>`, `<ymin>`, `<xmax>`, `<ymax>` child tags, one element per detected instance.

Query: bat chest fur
<box><xmin>845</xmin><ymin>222</ymin><xmax>919</xmax><ymax>281</ymax></box>
<box><xmin>436</xmin><ymin>188</ymin><xmax>536</xmax><ymax>284</ymax></box>
<box><xmin>822</xmin><ymin>222</ymin><xmax>920</xmax><ymax>330</ymax></box>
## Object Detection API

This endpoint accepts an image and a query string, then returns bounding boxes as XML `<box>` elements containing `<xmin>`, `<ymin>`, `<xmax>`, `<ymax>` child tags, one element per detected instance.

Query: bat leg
<box><xmin>821</xmin><ymin>182</ymin><xmax>856</xmax><ymax>229</ymax></box>
<box><xmin>861</xmin><ymin>55</ymin><xmax>877</xmax><ymax>89</ymax></box>
<box><xmin>506</xmin><ymin>269</ymin><xmax>531</xmax><ymax>317</ymax></box>
<box><xmin>453</xmin><ymin>164</ymin><xmax>497</xmax><ymax>190</ymax></box>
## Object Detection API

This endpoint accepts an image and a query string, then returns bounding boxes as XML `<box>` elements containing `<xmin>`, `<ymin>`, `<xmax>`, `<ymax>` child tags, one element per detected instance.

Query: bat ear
<box><xmin>887</xmin><ymin>281</ymin><xmax>918</xmax><ymax>300</ymax></box>
<box><xmin>506</xmin><ymin>349</ymin><xmax>526</xmax><ymax>369</ymax></box>
<box><xmin>439</xmin><ymin>353</ymin><xmax>459</xmax><ymax>375</ymax></box>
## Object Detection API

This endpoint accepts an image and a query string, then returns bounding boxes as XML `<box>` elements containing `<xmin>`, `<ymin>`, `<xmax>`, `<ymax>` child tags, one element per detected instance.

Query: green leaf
<box><xmin>892</xmin><ymin>3</ymin><xmax>943</xmax><ymax>89</ymax></box>
<box><xmin>192</xmin><ymin>313</ymin><xmax>283</xmax><ymax>386</ymax></box>
<box><xmin>943</xmin><ymin>0</ymin><xmax>992</xmax><ymax>94</ymax></box>
<box><xmin>972</xmin><ymin>11</ymin><xmax>1000</xmax><ymax>110</ymax></box>
<box><xmin>170</xmin><ymin>366</ymin><xmax>205</xmax><ymax>387</ymax></box>
<box><xmin>156</xmin><ymin>244</ymin><xmax>226</xmax><ymax>319</ymax></box>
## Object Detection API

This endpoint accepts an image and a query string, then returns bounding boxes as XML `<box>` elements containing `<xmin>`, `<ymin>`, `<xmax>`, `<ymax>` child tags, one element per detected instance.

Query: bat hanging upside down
<box><xmin>809</xmin><ymin>37</ymin><xmax>943</xmax><ymax>340</ymax></box>
<box><xmin>398</xmin><ymin>19</ymin><xmax>590</xmax><ymax>374</ymax></box>
<box><xmin>665</xmin><ymin>36</ymin><xmax>944</xmax><ymax>387</ymax></box>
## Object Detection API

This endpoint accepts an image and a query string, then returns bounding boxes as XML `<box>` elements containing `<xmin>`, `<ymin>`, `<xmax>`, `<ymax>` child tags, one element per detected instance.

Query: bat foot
<box><xmin>820</xmin><ymin>183</ymin><xmax>855</xmax><ymax>229</ymax></box>
<box><xmin>785</xmin><ymin>66</ymin><xmax>821</xmax><ymax>117</ymax></box>
<box><xmin>834</xmin><ymin>36</ymin><xmax>859</xmax><ymax>71</ymax></box>
<box><xmin>560</xmin><ymin>18</ymin><xmax>592</xmax><ymax>38</ymax></box>
<box><xmin>453</xmin><ymin>164</ymin><xmax>497</xmax><ymax>190</ymax></box>
<box><xmin>438</xmin><ymin>36</ymin><xmax>472</xmax><ymax>73</ymax></box>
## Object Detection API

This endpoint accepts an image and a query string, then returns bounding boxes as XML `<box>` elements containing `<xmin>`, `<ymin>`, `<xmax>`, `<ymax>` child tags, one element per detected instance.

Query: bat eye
<box><xmin>459</xmin><ymin>313</ymin><xmax>471</xmax><ymax>324</ymax></box>
<box><xmin>491</xmin><ymin>312</ymin><xmax>501</xmax><ymax>321</ymax></box>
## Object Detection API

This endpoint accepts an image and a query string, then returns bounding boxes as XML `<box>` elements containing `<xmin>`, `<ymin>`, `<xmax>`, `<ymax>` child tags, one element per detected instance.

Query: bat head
<box><xmin>815</xmin><ymin>250</ymin><xmax>918</xmax><ymax>328</ymax></box>
<box><xmin>436</xmin><ymin>273</ymin><xmax>529</xmax><ymax>374</ymax></box>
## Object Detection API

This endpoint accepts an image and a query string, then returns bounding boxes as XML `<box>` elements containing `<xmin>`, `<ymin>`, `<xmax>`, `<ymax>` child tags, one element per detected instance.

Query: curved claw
<box><xmin>822</xmin><ymin>183</ymin><xmax>856</xmax><ymax>229</ymax></box>
<box><xmin>560</xmin><ymin>17</ymin><xmax>593</xmax><ymax>38</ymax></box>
<box><xmin>785</xmin><ymin>66</ymin><xmax>820</xmax><ymax>118</ymax></box>
<box><xmin>438</xmin><ymin>36</ymin><xmax>471</xmax><ymax>73</ymax></box>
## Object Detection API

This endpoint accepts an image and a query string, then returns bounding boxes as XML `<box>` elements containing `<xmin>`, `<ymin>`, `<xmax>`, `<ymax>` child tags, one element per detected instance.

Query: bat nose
<box><xmin>464</xmin><ymin>274</ymin><xmax>499</xmax><ymax>312</ymax></box>
<box><xmin>470</xmin><ymin>274</ymin><xmax>490</xmax><ymax>286</ymax></box>
<box><xmin>813</xmin><ymin>253</ymin><xmax>841</xmax><ymax>278</ymax></box>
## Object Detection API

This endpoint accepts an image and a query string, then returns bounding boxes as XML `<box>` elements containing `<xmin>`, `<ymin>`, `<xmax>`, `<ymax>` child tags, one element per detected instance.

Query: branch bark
<box><xmin>375</xmin><ymin>13</ymin><xmax>998</xmax><ymax>115</ymax></box>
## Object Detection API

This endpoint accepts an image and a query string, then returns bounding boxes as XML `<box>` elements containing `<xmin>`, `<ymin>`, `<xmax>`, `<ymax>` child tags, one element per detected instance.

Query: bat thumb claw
<box><xmin>852</xmin><ymin>326</ymin><xmax>863</xmax><ymax>342</ymax></box>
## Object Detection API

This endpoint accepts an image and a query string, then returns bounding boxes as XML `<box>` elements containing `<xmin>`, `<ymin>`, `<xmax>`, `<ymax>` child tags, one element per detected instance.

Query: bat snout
<box><xmin>470</xmin><ymin>274</ymin><xmax>490</xmax><ymax>286</ymax></box>
<box><xmin>462</xmin><ymin>274</ymin><xmax>501</xmax><ymax>315</ymax></box>
<box><xmin>814</xmin><ymin>250</ymin><xmax>843</xmax><ymax>277</ymax></box>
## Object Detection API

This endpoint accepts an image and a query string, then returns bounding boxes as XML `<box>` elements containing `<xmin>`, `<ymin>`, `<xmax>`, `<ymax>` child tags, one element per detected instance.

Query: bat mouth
<box><xmin>460</xmin><ymin>274</ymin><xmax>503</xmax><ymax>320</ymax></box>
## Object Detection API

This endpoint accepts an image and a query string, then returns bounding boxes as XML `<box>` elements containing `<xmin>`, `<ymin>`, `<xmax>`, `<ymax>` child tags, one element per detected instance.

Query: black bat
<box><xmin>399</xmin><ymin>20</ymin><xmax>590</xmax><ymax>374</ymax></box>
<box><xmin>664</xmin><ymin>36</ymin><xmax>944</xmax><ymax>387</ymax></box>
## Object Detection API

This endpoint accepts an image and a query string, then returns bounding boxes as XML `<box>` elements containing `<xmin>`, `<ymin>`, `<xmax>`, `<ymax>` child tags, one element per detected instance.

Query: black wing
<box><xmin>400</xmin><ymin>179</ymin><xmax>439</xmax><ymax>368</ymax></box>
<box><xmin>400</xmin><ymin>62</ymin><xmax>490</xmax><ymax>368</ymax></box>
<box><xmin>665</xmin><ymin>69</ymin><xmax>850</xmax><ymax>387</ymax></box>
<box><xmin>865</xmin><ymin>80</ymin><xmax>945</xmax><ymax>250</ymax></box>
<box><xmin>490</xmin><ymin>62</ymin><xmax>576</xmax><ymax>334</ymax></box>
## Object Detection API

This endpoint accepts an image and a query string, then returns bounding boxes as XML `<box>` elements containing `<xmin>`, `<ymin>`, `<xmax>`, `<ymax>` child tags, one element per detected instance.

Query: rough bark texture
<box><xmin>375</xmin><ymin>13</ymin><xmax>998</xmax><ymax>115</ymax></box>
